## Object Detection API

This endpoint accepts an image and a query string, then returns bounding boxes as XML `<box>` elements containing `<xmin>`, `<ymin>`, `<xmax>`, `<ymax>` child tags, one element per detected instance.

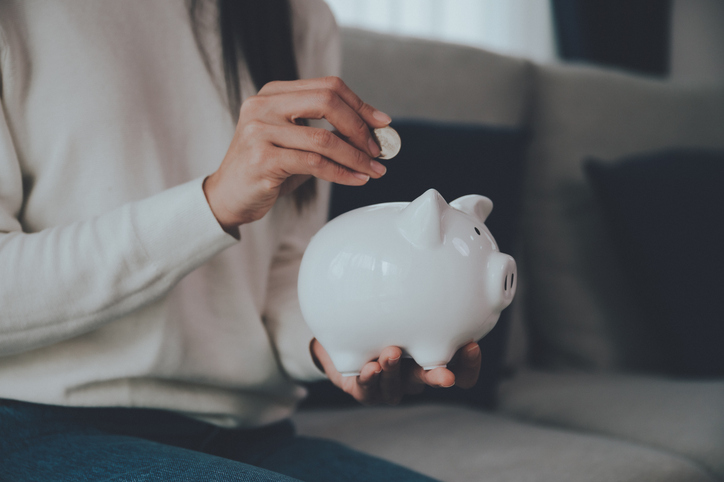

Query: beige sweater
<box><xmin>0</xmin><ymin>0</ymin><xmax>339</xmax><ymax>428</ymax></box>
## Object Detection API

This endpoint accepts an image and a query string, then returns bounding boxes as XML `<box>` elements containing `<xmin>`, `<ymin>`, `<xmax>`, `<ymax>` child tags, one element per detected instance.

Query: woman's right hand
<box><xmin>203</xmin><ymin>76</ymin><xmax>392</xmax><ymax>234</ymax></box>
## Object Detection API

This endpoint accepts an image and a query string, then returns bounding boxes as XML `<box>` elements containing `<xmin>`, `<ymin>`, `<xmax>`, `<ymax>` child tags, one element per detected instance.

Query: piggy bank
<box><xmin>298</xmin><ymin>189</ymin><xmax>517</xmax><ymax>376</ymax></box>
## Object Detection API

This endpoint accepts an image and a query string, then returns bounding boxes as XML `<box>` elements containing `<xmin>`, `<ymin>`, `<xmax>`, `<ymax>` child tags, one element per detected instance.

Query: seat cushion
<box><xmin>292</xmin><ymin>403</ymin><xmax>717</xmax><ymax>482</ymax></box>
<box><xmin>498</xmin><ymin>370</ymin><xmax>724</xmax><ymax>480</ymax></box>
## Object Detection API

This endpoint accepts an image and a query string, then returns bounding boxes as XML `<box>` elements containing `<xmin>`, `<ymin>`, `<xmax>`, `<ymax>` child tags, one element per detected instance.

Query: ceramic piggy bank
<box><xmin>298</xmin><ymin>189</ymin><xmax>517</xmax><ymax>376</ymax></box>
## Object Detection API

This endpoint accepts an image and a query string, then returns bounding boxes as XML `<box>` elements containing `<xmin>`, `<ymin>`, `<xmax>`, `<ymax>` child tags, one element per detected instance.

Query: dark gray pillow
<box><xmin>584</xmin><ymin>149</ymin><xmax>724</xmax><ymax>378</ymax></box>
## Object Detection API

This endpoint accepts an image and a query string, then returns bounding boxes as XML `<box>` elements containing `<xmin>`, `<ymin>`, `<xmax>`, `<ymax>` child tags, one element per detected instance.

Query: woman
<box><xmin>0</xmin><ymin>1</ymin><xmax>482</xmax><ymax>480</ymax></box>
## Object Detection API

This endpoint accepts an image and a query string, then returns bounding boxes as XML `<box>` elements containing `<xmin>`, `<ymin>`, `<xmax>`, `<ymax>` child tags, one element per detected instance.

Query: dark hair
<box><xmin>190</xmin><ymin>0</ymin><xmax>316</xmax><ymax>210</ymax></box>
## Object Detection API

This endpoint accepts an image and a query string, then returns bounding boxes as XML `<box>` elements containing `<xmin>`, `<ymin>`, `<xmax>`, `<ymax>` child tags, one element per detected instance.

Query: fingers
<box><xmin>245</xmin><ymin>89</ymin><xmax>382</xmax><ymax>158</ymax></box>
<box><xmin>268</xmin><ymin>124</ymin><xmax>386</xmax><ymax>180</ymax></box>
<box><xmin>310</xmin><ymin>339</ymin><xmax>383</xmax><ymax>406</ymax></box>
<box><xmin>257</xmin><ymin>76</ymin><xmax>392</xmax><ymax>128</ymax></box>
<box><xmin>450</xmin><ymin>342</ymin><xmax>482</xmax><ymax>389</ymax></box>
<box><xmin>354</xmin><ymin>361</ymin><xmax>383</xmax><ymax>406</ymax></box>
<box><xmin>308</xmin><ymin>341</ymin><xmax>480</xmax><ymax>409</ymax></box>
<box><xmin>409</xmin><ymin>342</ymin><xmax>482</xmax><ymax>390</ymax></box>
<box><xmin>278</xmin><ymin>148</ymin><xmax>370</xmax><ymax>187</ymax></box>
<box><xmin>378</xmin><ymin>346</ymin><xmax>404</xmax><ymax>405</ymax></box>
<box><xmin>412</xmin><ymin>365</ymin><xmax>456</xmax><ymax>389</ymax></box>
<box><xmin>251</xmin><ymin>77</ymin><xmax>391</xmax><ymax>158</ymax></box>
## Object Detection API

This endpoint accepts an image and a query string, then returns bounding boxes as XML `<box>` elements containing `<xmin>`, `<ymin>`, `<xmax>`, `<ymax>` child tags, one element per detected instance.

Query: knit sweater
<box><xmin>0</xmin><ymin>0</ymin><xmax>339</xmax><ymax>428</ymax></box>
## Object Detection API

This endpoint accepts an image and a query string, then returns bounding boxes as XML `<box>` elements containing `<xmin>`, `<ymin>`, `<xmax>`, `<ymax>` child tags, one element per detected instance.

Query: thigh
<box><xmin>0</xmin><ymin>402</ymin><xmax>301</xmax><ymax>482</ymax></box>
<box><xmin>248</xmin><ymin>436</ymin><xmax>440</xmax><ymax>482</ymax></box>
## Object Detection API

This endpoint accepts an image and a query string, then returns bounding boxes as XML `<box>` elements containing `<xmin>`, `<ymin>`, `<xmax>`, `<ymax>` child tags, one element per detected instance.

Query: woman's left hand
<box><xmin>310</xmin><ymin>339</ymin><xmax>482</xmax><ymax>406</ymax></box>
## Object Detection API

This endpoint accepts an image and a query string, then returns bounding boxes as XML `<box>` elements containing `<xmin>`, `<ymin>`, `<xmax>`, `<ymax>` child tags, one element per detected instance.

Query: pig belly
<box><xmin>317</xmin><ymin>294</ymin><xmax>483</xmax><ymax>376</ymax></box>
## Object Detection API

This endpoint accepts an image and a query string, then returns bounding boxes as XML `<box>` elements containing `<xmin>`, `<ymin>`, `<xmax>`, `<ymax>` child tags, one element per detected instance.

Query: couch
<box><xmin>291</xmin><ymin>28</ymin><xmax>724</xmax><ymax>482</ymax></box>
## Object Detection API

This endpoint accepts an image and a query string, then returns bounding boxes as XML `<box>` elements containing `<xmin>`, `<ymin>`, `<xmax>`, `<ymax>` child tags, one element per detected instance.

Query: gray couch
<box><xmin>292</xmin><ymin>28</ymin><xmax>724</xmax><ymax>482</ymax></box>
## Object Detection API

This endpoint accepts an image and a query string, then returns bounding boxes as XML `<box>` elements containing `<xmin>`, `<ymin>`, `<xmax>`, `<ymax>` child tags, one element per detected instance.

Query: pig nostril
<box><xmin>504</xmin><ymin>276</ymin><xmax>508</xmax><ymax>291</ymax></box>
<box><xmin>511</xmin><ymin>273</ymin><xmax>515</xmax><ymax>288</ymax></box>
<box><xmin>474</xmin><ymin>227</ymin><xmax>481</xmax><ymax>235</ymax></box>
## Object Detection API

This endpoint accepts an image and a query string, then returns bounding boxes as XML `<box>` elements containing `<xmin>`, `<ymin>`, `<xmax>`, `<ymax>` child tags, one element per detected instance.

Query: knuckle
<box><xmin>240</xmin><ymin>95</ymin><xmax>265</xmax><ymax>118</ymax></box>
<box><xmin>304</xmin><ymin>151</ymin><xmax>325</xmax><ymax>171</ymax></box>
<box><xmin>332</xmin><ymin>161</ymin><xmax>350</xmax><ymax>181</ymax></box>
<box><xmin>259</xmin><ymin>80</ymin><xmax>281</xmax><ymax>93</ymax></box>
<box><xmin>259</xmin><ymin>177</ymin><xmax>279</xmax><ymax>193</ymax></box>
<box><xmin>353</xmin><ymin>147</ymin><xmax>368</xmax><ymax>168</ymax></box>
<box><xmin>315</xmin><ymin>88</ymin><xmax>338</xmax><ymax>108</ymax></box>
<box><xmin>241</xmin><ymin>94</ymin><xmax>262</xmax><ymax>110</ymax></box>
<box><xmin>311</xmin><ymin>129</ymin><xmax>336</xmax><ymax>150</ymax></box>
<box><xmin>242</xmin><ymin>120</ymin><xmax>265</xmax><ymax>138</ymax></box>
<box><xmin>323</xmin><ymin>76</ymin><xmax>346</xmax><ymax>91</ymax></box>
<box><xmin>354</xmin><ymin>116</ymin><xmax>369</xmax><ymax>137</ymax></box>
<box><xmin>349</xmin><ymin>92</ymin><xmax>366</xmax><ymax>113</ymax></box>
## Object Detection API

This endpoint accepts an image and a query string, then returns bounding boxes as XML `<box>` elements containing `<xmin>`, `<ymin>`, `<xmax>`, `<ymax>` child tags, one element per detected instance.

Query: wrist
<box><xmin>202</xmin><ymin>174</ymin><xmax>241</xmax><ymax>239</ymax></box>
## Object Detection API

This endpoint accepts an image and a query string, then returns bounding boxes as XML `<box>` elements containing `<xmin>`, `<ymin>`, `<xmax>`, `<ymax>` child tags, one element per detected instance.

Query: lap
<box><xmin>0</xmin><ymin>399</ymin><xmax>437</xmax><ymax>482</ymax></box>
<box><xmin>1</xmin><ymin>405</ymin><xmax>298</xmax><ymax>482</ymax></box>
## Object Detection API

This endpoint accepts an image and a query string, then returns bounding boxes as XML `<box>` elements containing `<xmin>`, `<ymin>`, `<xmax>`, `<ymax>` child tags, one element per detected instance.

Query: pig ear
<box><xmin>450</xmin><ymin>195</ymin><xmax>493</xmax><ymax>223</ymax></box>
<box><xmin>396</xmin><ymin>189</ymin><xmax>447</xmax><ymax>248</ymax></box>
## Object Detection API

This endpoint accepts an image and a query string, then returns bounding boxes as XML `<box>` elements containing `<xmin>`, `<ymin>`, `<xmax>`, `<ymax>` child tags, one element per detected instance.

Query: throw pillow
<box><xmin>584</xmin><ymin>149</ymin><xmax>724</xmax><ymax>378</ymax></box>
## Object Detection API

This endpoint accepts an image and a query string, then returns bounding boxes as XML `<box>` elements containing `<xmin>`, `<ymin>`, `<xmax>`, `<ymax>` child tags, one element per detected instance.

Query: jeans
<box><xmin>0</xmin><ymin>399</ymin><xmax>439</xmax><ymax>482</ymax></box>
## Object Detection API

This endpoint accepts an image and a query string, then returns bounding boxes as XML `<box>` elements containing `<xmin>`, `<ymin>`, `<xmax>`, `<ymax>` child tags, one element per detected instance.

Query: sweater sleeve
<box><xmin>262</xmin><ymin>0</ymin><xmax>341</xmax><ymax>382</ymax></box>
<box><xmin>0</xmin><ymin>98</ymin><xmax>238</xmax><ymax>357</ymax></box>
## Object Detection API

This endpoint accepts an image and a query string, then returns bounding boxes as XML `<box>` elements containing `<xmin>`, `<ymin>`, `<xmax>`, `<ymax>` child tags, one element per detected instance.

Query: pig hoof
<box><xmin>328</xmin><ymin>351</ymin><xmax>369</xmax><ymax>377</ymax></box>
<box><xmin>340</xmin><ymin>371</ymin><xmax>361</xmax><ymax>377</ymax></box>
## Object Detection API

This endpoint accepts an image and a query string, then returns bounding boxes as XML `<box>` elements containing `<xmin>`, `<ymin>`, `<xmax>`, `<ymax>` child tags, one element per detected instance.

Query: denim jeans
<box><xmin>0</xmin><ymin>399</ymin><xmax>438</xmax><ymax>482</ymax></box>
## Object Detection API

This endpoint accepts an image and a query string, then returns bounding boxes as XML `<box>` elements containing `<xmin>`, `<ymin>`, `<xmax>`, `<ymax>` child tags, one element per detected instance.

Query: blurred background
<box><xmin>325</xmin><ymin>0</ymin><xmax>724</xmax><ymax>84</ymax></box>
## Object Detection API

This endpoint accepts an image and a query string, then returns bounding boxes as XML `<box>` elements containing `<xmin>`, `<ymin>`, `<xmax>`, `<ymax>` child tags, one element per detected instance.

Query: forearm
<box><xmin>0</xmin><ymin>178</ymin><xmax>236</xmax><ymax>356</ymax></box>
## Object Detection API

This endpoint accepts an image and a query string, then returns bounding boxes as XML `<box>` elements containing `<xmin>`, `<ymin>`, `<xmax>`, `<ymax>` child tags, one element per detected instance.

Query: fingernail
<box><xmin>367</xmin><ymin>137</ymin><xmax>381</xmax><ymax>157</ymax></box>
<box><xmin>370</xmin><ymin>160</ymin><xmax>387</xmax><ymax>176</ymax></box>
<box><xmin>373</xmin><ymin>110</ymin><xmax>392</xmax><ymax>124</ymax></box>
<box><xmin>441</xmin><ymin>381</ymin><xmax>455</xmax><ymax>388</ymax></box>
<box><xmin>388</xmin><ymin>356</ymin><xmax>400</xmax><ymax>367</ymax></box>
<box><xmin>465</xmin><ymin>344</ymin><xmax>481</xmax><ymax>360</ymax></box>
<box><xmin>353</xmin><ymin>172</ymin><xmax>370</xmax><ymax>182</ymax></box>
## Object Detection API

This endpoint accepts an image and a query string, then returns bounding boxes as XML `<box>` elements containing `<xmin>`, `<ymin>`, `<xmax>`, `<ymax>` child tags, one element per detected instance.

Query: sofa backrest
<box><xmin>340</xmin><ymin>27</ymin><xmax>533</xmax><ymax>127</ymax></box>
<box><xmin>521</xmin><ymin>63</ymin><xmax>724</xmax><ymax>371</ymax></box>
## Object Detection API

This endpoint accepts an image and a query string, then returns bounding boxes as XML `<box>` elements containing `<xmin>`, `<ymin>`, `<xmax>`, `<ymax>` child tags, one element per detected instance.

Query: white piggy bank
<box><xmin>298</xmin><ymin>189</ymin><xmax>517</xmax><ymax>376</ymax></box>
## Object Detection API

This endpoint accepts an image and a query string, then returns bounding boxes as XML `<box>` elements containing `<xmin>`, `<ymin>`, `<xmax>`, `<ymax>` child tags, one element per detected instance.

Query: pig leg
<box><xmin>327</xmin><ymin>349</ymin><xmax>373</xmax><ymax>377</ymax></box>
<box><xmin>406</xmin><ymin>343</ymin><xmax>458</xmax><ymax>371</ymax></box>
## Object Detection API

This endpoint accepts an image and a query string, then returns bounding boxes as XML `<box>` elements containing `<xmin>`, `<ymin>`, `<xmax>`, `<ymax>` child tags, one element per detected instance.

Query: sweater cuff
<box><xmin>132</xmin><ymin>177</ymin><xmax>238</xmax><ymax>275</ymax></box>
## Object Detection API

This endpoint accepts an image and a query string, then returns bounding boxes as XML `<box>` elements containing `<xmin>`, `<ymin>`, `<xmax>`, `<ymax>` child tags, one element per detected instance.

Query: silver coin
<box><xmin>373</xmin><ymin>126</ymin><xmax>401</xmax><ymax>160</ymax></box>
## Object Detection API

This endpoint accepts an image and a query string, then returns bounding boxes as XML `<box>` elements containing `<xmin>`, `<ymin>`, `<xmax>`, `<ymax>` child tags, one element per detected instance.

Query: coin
<box><xmin>372</xmin><ymin>126</ymin><xmax>401</xmax><ymax>160</ymax></box>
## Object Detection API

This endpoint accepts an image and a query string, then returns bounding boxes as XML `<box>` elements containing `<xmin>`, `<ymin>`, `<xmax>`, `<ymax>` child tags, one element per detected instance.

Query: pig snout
<box><xmin>486</xmin><ymin>252</ymin><xmax>517</xmax><ymax>312</ymax></box>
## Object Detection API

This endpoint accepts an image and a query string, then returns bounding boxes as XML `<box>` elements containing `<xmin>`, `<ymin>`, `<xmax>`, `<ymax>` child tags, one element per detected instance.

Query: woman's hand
<box><xmin>203</xmin><ymin>77</ymin><xmax>391</xmax><ymax>233</ymax></box>
<box><xmin>310</xmin><ymin>339</ymin><xmax>482</xmax><ymax>406</ymax></box>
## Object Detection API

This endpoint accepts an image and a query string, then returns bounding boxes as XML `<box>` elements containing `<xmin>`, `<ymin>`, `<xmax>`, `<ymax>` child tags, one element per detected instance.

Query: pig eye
<box><xmin>474</xmin><ymin>227</ymin><xmax>481</xmax><ymax>235</ymax></box>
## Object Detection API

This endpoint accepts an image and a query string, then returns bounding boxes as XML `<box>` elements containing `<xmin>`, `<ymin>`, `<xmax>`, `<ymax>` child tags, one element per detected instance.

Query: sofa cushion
<box><xmin>498</xmin><ymin>370</ymin><xmax>724</xmax><ymax>480</ymax></box>
<box><xmin>300</xmin><ymin>119</ymin><xmax>529</xmax><ymax>409</ymax></box>
<box><xmin>584</xmin><ymin>149</ymin><xmax>724</xmax><ymax>377</ymax></box>
<box><xmin>521</xmin><ymin>62</ymin><xmax>724</xmax><ymax>371</ymax></box>
<box><xmin>340</xmin><ymin>28</ymin><xmax>533</xmax><ymax>127</ymax></box>
<box><xmin>292</xmin><ymin>403</ymin><xmax>717</xmax><ymax>482</ymax></box>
